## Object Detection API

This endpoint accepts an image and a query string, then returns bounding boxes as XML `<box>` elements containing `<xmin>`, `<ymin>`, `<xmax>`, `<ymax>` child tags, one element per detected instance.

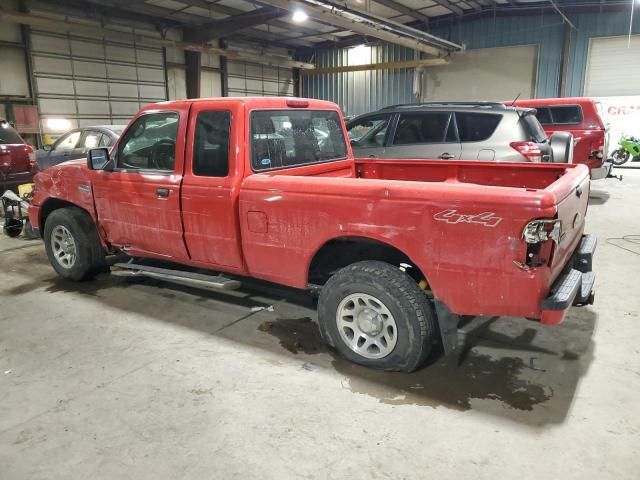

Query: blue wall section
<box><xmin>302</xmin><ymin>9</ymin><xmax>640</xmax><ymax>112</ymax></box>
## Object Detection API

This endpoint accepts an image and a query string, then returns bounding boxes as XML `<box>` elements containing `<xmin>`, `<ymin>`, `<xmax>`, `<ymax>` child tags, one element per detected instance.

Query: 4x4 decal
<box><xmin>433</xmin><ymin>209</ymin><xmax>502</xmax><ymax>227</ymax></box>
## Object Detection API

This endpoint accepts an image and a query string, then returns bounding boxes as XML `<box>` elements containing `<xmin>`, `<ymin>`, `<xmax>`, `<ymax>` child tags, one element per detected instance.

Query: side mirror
<box><xmin>87</xmin><ymin>148</ymin><xmax>111</xmax><ymax>170</ymax></box>
<box><xmin>43</xmin><ymin>144</ymin><xmax>53</xmax><ymax>152</ymax></box>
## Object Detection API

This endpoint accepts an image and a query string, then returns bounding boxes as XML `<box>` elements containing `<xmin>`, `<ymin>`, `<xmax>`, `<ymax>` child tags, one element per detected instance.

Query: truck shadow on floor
<box><xmin>2</xmin><ymin>243</ymin><xmax>596</xmax><ymax>427</ymax></box>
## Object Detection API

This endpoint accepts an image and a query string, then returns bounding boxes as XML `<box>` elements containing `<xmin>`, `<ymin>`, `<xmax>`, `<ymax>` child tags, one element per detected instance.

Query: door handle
<box><xmin>439</xmin><ymin>153</ymin><xmax>456</xmax><ymax>160</ymax></box>
<box><xmin>156</xmin><ymin>187</ymin><xmax>170</xmax><ymax>198</ymax></box>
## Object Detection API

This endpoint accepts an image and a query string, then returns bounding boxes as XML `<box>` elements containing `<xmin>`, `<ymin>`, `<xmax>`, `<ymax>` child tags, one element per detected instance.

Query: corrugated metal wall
<box><xmin>301</xmin><ymin>44</ymin><xmax>417</xmax><ymax>116</ymax></box>
<box><xmin>303</xmin><ymin>9</ymin><xmax>639</xmax><ymax>113</ymax></box>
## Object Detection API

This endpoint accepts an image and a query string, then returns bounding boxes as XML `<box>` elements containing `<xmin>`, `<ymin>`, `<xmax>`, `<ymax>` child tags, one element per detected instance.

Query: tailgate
<box><xmin>0</xmin><ymin>144</ymin><xmax>30</xmax><ymax>173</ymax></box>
<box><xmin>549</xmin><ymin>167</ymin><xmax>590</xmax><ymax>270</ymax></box>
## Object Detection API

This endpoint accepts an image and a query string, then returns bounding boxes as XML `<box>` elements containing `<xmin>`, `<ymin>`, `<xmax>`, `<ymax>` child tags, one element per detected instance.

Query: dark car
<box><xmin>0</xmin><ymin>119</ymin><xmax>37</xmax><ymax>192</ymax></box>
<box><xmin>36</xmin><ymin>125</ymin><xmax>125</xmax><ymax>169</ymax></box>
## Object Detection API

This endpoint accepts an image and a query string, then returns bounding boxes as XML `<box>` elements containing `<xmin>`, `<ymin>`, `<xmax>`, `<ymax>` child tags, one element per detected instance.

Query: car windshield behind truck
<box><xmin>251</xmin><ymin>110</ymin><xmax>347</xmax><ymax>171</ymax></box>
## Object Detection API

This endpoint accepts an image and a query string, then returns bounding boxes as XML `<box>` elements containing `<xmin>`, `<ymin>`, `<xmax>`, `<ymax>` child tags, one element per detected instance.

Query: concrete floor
<box><xmin>1</xmin><ymin>168</ymin><xmax>639</xmax><ymax>480</ymax></box>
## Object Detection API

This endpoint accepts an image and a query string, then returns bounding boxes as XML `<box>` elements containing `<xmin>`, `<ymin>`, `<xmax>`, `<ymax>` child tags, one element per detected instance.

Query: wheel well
<box><xmin>40</xmin><ymin>199</ymin><xmax>90</xmax><ymax>231</ymax></box>
<box><xmin>308</xmin><ymin>237</ymin><xmax>425</xmax><ymax>286</ymax></box>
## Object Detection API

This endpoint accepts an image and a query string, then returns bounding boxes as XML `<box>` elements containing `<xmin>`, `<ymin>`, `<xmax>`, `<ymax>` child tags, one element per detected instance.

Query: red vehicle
<box><xmin>0</xmin><ymin>119</ymin><xmax>37</xmax><ymax>192</ymax></box>
<box><xmin>28</xmin><ymin>97</ymin><xmax>596</xmax><ymax>372</ymax></box>
<box><xmin>512</xmin><ymin>97</ymin><xmax>611</xmax><ymax>179</ymax></box>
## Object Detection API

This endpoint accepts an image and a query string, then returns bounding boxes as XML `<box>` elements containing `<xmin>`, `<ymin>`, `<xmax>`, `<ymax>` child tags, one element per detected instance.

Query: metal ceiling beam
<box><xmin>369</xmin><ymin>0</ymin><xmax>430</xmax><ymax>22</ymax></box>
<box><xmin>256</xmin><ymin>0</ymin><xmax>462</xmax><ymax>55</ymax></box>
<box><xmin>184</xmin><ymin>7</ymin><xmax>289</xmax><ymax>43</ymax></box>
<box><xmin>0</xmin><ymin>9</ymin><xmax>316</xmax><ymax>69</ymax></box>
<box><xmin>431</xmin><ymin>0</ymin><xmax>465</xmax><ymax>15</ymax></box>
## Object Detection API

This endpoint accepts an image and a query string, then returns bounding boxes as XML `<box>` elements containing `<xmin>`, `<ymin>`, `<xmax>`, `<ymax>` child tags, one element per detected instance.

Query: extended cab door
<box><xmin>90</xmin><ymin>108</ymin><xmax>189</xmax><ymax>260</ymax></box>
<box><xmin>384</xmin><ymin>112</ymin><xmax>461</xmax><ymax>160</ymax></box>
<box><xmin>180</xmin><ymin>100</ymin><xmax>244</xmax><ymax>271</ymax></box>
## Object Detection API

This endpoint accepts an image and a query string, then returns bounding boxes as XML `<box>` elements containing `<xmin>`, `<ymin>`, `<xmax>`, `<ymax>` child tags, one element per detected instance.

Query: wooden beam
<box><xmin>301</xmin><ymin>58</ymin><xmax>449</xmax><ymax>75</ymax></box>
<box><xmin>0</xmin><ymin>10</ymin><xmax>316</xmax><ymax>69</ymax></box>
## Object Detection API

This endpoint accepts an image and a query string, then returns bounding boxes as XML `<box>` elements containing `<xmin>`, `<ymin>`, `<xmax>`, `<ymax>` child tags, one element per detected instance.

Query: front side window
<box><xmin>117</xmin><ymin>112</ymin><xmax>179</xmax><ymax>171</ymax></box>
<box><xmin>251</xmin><ymin>110</ymin><xmax>347</xmax><ymax>171</ymax></box>
<box><xmin>347</xmin><ymin>115</ymin><xmax>390</xmax><ymax>148</ymax></box>
<box><xmin>53</xmin><ymin>131</ymin><xmax>81</xmax><ymax>152</ymax></box>
<box><xmin>393</xmin><ymin>112</ymin><xmax>451</xmax><ymax>145</ymax></box>
<box><xmin>455</xmin><ymin>112</ymin><xmax>502</xmax><ymax>142</ymax></box>
<box><xmin>82</xmin><ymin>131</ymin><xmax>102</xmax><ymax>150</ymax></box>
<box><xmin>193</xmin><ymin>110</ymin><xmax>230</xmax><ymax>177</ymax></box>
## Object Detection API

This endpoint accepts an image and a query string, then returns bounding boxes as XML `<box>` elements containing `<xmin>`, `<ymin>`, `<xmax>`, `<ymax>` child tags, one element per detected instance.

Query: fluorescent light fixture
<box><xmin>292</xmin><ymin>9</ymin><xmax>308</xmax><ymax>23</ymax></box>
<box><xmin>45</xmin><ymin>118</ymin><xmax>72</xmax><ymax>132</ymax></box>
<box><xmin>348</xmin><ymin>44</ymin><xmax>370</xmax><ymax>66</ymax></box>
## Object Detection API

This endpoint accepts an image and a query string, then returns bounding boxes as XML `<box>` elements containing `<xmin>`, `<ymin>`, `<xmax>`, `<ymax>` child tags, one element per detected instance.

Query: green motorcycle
<box><xmin>610</xmin><ymin>135</ymin><xmax>640</xmax><ymax>166</ymax></box>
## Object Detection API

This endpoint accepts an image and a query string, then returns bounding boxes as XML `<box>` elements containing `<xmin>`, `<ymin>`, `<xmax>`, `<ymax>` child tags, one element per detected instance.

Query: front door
<box><xmin>90</xmin><ymin>109</ymin><xmax>189</xmax><ymax>261</ymax></box>
<box><xmin>180</xmin><ymin>101</ymin><xmax>244</xmax><ymax>271</ymax></box>
<box><xmin>347</xmin><ymin>113</ymin><xmax>392</xmax><ymax>158</ymax></box>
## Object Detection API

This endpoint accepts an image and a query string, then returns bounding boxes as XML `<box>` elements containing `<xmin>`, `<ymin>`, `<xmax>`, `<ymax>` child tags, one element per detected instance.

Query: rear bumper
<box><xmin>540</xmin><ymin>234</ymin><xmax>596</xmax><ymax>324</ymax></box>
<box><xmin>590</xmin><ymin>161</ymin><xmax>613</xmax><ymax>180</ymax></box>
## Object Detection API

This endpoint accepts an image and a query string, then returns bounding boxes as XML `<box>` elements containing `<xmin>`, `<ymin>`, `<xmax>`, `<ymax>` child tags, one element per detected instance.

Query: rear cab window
<box><xmin>454</xmin><ymin>112</ymin><xmax>502</xmax><ymax>142</ymax></box>
<box><xmin>535</xmin><ymin>105</ymin><xmax>583</xmax><ymax>125</ymax></box>
<box><xmin>251</xmin><ymin>110</ymin><xmax>347</xmax><ymax>172</ymax></box>
<box><xmin>0</xmin><ymin>121</ymin><xmax>24</xmax><ymax>145</ymax></box>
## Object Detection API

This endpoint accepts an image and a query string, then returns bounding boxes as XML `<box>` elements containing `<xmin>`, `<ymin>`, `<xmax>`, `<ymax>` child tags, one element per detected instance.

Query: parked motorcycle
<box><xmin>609</xmin><ymin>135</ymin><xmax>640</xmax><ymax>166</ymax></box>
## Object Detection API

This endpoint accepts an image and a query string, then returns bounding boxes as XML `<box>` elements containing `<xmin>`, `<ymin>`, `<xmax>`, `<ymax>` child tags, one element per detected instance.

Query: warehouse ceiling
<box><xmin>16</xmin><ymin>0</ymin><xmax>633</xmax><ymax>55</ymax></box>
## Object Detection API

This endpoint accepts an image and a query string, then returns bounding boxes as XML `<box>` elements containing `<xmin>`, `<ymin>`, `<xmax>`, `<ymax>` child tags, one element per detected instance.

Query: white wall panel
<box><xmin>30</xmin><ymin>29</ymin><xmax>167</xmax><ymax>136</ymax></box>
<box><xmin>226</xmin><ymin>60</ymin><xmax>294</xmax><ymax>97</ymax></box>
<box><xmin>585</xmin><ymin>35</ymin><xmax>640</xmax><ymax>96</ymax></box>
<box><xmin>167</xmin><ymin>67</ymin><xmax>186</xmax><ymax>100</ymax></box>
<box><xmin>200</xmin><ymin>70</ymin><xmax>221</xmax><ymax>98</ymax></box>
<box><xmin>422</xmin><ymin>45</ymin><xmax>538</xmax><ymax>102</ymax></box>
<box><xmin>0</xmin><ymin>47</ymin><xmax>30</xmax><ymax>97</ymax></box>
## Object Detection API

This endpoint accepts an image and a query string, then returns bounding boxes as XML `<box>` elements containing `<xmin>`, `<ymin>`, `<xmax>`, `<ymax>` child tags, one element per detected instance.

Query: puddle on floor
<box><xmin>259</xmin><ymin>317</ymin><xmax>558</xmax><ymax>411</ymax></box>
<box><xmin>258</xmin><ymin>317</ymin><xmax>327</xmax><ymax>355</ymax></box>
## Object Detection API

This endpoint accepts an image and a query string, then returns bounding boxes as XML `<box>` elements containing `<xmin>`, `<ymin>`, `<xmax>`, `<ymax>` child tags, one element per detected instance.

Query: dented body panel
<box><xmin>29</xmin><ymin>97</ymin><xmax>593</xmax><ymax>323</ymax></box>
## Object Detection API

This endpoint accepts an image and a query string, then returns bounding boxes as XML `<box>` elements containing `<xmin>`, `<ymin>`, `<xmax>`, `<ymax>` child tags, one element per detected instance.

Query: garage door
<box><xmin>421</xmin><ymin>45</ymin><xmax>538</xmax><ymax>102</ymax></box>
<box><xmin>30</xmin><ymin>30</ymin><xmax>167</xmax><ymax>136</ymax></box>
<box><xmin>585</xmin><ymin>35</ymin><xmax>640</xmax><ymax>96</ymax></box>
<box><xmin>227</xmin><ymin>61</ymin><xmax>294</xmax><ymax>97</ymax></box>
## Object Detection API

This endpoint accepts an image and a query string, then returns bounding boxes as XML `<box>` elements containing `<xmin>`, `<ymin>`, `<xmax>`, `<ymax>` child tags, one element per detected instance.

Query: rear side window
<box><xmin>0</xmin><ymin>122</ymin><xmax>24</xmax><ymax>145</ymax></box>
<box><xmin>393</xmin><ymin>112</ymin><xmax>451</xmax><ymax>145</ymax></box>
<box><xmin>193</xmin><ymin>110</ymin><xmax>230</xmax><ymax>177</ymax></box>
<box><xmin>251</xmin><ymin>110</ymin><xmax>346</xmax><ymax>172</ymax></box>
<box><xmin>455</xmin><ymin>113</ymin><xmax>502</xmax><ymax>142</ymax></box>
<box><xmin>535</xmin><ymin>106</ymin><xmax>583</xmax><ymax>125</ymax></box>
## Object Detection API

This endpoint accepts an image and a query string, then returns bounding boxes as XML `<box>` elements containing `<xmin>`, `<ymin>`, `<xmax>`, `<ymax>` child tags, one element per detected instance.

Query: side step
<box><xmin>112</xmin><ymin>262</ymin><xmax>241</xmax><ymax>291</ymax></box>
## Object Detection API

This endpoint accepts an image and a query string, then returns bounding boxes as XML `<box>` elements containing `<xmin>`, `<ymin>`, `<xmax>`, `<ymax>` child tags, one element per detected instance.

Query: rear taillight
<box><xmin>516</xmin><ymin>218</ymin><xmax>562</xmax><ymax>269</ymax></box>
<box><xmin>25</xmin><ymin>145</ymin><xmax>37</xmax><ymax>171</ymax></box>
<box><xmin>510</xmin><ymin>141</ymin><xmax>542</xmax><ymax>162</ymax></box>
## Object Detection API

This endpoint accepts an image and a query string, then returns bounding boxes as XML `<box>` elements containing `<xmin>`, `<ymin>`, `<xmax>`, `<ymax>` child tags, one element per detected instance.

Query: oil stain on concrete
<box><xmin>259</xmin><ymin>316</ymin><xmax>555</xmax><ymax>412</ymax></box>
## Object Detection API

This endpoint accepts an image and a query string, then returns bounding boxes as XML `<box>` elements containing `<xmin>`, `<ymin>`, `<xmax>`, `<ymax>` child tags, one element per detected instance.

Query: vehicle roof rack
<box><xmin>380</xmin><ymin>101</ymin><xmax>507</xmax><ymax>110</ymax></box>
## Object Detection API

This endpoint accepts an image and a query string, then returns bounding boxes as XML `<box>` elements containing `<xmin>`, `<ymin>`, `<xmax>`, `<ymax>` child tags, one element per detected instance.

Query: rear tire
<box><xmin>317</xmin><ymin>260</ymin><xmax>437</xmax><ymax>372</ymax></box>
<box><xmin>43</xmin><ymin>207</ymin><xmax>106</xmax><ymax>281</ymax></box>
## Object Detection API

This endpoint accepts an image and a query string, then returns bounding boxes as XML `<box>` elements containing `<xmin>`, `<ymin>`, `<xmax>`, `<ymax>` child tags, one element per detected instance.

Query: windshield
<box><xmin>0</xmin><ymin>121</ymin><xmax>24</xmax><ymax>145</ymax></box>
<box><xmin>251</xmin><ymin>110</ymin><xmax>347</xmax><ymax>171</ymax></box>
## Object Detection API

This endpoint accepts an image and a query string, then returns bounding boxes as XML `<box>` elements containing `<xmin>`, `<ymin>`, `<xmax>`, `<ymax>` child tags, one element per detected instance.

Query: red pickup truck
<box><xmin>29</xmin><ymin>97</ymin><xmax>596</xmax><ymax>372</ymax></box>
<box><xmin>512</xmin><ymin>97</ymin><xmax>612</xmax><ymax>180</ymax></box>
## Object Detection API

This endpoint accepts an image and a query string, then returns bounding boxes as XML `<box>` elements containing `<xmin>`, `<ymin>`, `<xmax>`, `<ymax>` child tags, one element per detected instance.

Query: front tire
<box><xmin>610</xmin><ymin>149</ymin><xmax>630</xmax><ymax>166</ymax></box>
<box><xmin>317</xmin><ymin>261</ymin><xmax>437</xmax><ymax>372</ymax></box>
<box><xmin>43</xmin><ymin>207</ymin><xmax>106</xmax><ymax>281</ymax></box>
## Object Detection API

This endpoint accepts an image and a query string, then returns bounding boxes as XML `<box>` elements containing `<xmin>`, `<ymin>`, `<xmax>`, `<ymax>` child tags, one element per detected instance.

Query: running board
<box><xmin>112</xmin><ymin>263</ymin><xmax>241</xmax><ymax>291</ymax></box>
